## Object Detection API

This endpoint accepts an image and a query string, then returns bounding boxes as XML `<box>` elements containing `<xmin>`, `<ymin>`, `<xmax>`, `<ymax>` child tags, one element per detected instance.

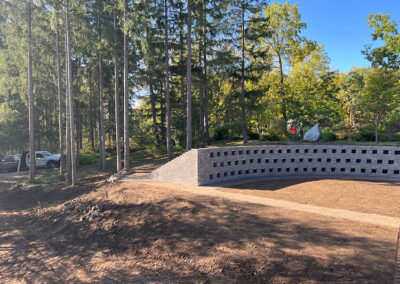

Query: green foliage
<box><xmin>363</xmin><ymin>13</ymin><xmax>400</xmax><ymax>68</ymax></box>
<box><xmin>288</xmin><ymin>133</ymin><xmax>301</xmax><ymax>141</ymax></box>
<box><xmin>213</xmin><ymin>126</ymin><xmax>229</xmax><ymax>141</ymax></box>
<box><xmin>378</xmin><ymin>132</ymin><xmax>400</xmax><ymax>142</ymax></box>
<box><xmin>79</xmin><ymin>152</ymin><xmax>99</xmax><ymax>166</ymax></box>
<box><xmin>349</xmin><ymin>127</ymin><xmax>376</xmax><ymax>142</ymax></box>
<box><xmin>212</xmin><ymin>123</ymin><xmax>242</xmax><ymax>141</ymax></box>
<box><xmin>387</xmin><ymin>112</ymin><xmax>400</xmax><ymax>132</ymax></box>
<box><xmin>1</xmin><ymin>0</ymin><xmax>400</xmax><ymax>159</ymax></box>
<box><xmin>320</xmin><ymin>127</ymin><xmax>337</xmax><ymax>142</ymax></box>
<box><xmin>356</xmin><ymin>68</ymin><xmax>400</xmax><ymax>141</ymax></box>
<box><xmin>248</xmin><ymin>132</ymin><xmax>259</xmax><ymax>140</ymax></box>
<box><xmin>261</xmin><ymin>122</ymin><xmax>288</xmax><ymax>141</ymax></box>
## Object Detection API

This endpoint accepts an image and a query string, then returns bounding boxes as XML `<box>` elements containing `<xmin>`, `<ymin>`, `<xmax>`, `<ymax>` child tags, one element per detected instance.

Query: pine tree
<box><xmin>123</xmin><ymin>0</ymin><xmax>130</xmax><ymax>169</ymax></box>
<box><xmin>114</xmin><ymin>1</ymin><xmax>122</xmax><ymax>172</ymax></box>
<box><xmin>186</xmin><ymin>0</ymin><xmax>192</xmax><ymax>151</ymax></box>
<box><xmin>28</xmin><ymin>1</ymin><xmax>36</xmax><ymax>183</ymax></box>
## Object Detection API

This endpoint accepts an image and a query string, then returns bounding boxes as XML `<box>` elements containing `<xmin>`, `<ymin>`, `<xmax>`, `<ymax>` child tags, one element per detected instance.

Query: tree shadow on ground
<box><xmin>0</xmin><ymin>191</ymin><xmax>396</xmax><ymax>283</ymax></box>
<box><xmin>0</xmin><ymin>175</ymin><xmax>107</xmax><ymax>212</ymax></box>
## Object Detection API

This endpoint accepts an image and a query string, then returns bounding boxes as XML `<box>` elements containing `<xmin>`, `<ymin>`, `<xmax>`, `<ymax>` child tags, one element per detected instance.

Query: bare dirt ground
<box><xmin>0</xmin><ymin>168</ymin><xmax>399</xmax><ymax>283</ymax></box>
<box><xmin>218</xmin><ymin>178</ymin><xmax>400</xmax><ymax>217</ymax></box>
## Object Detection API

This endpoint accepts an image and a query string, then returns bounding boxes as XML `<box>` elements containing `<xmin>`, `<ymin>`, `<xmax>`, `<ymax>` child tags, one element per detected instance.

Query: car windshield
<box><xmin>43</xmin><ymin>152</ymin><xmax>52</xmax><ymax>156</ymax></box>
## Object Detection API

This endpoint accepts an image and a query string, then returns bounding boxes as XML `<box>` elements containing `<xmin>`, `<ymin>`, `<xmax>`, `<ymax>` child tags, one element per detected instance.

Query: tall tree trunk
<box><xmin>277</xmin><ymin>52</ymin><xmax>287</xmax><ymax>125</ymax></box>
<box><xmin>160</xmin><ymin>82</ymin><xmax>166</xmax><ymax>144</ymax></box>
<box><xmin>28</xmin><ymin>2</ymin><xmax>35</xmax><ymax>183</ymax></box>
<box><xmin>76</xmin><ymin>101</ymin><xmax>80</xmax><ymax>168</ymax></box>
<box><xmin>98</xmin><ymin>54</ymin><xmax>106</xmax><ymax>170</ymax></box>
<box><xmin>165</xmin><ymin>0</ymin><xmax>171</xmax><ymax>160</ymax></box>
<box><xmin>114</xmin><ymin>6</ymin><xmax>122</xmax><ymax>172</ymax></box>
<box><xmin>179</xmin><ymin>5</ymin><xmax>185</xmax><ymax>106</ymax></box>
<box><xmin>240</xmin><ymin>2</ymin><xmax>248</xmax><ymax>144</ymax></box>
<box><xmin>150</xmin><ymin>84</ymin><xmax>159</xmax><ymax>145</ymax></box>
<box><xmin>56</xmin><ymin>7</ymin><xmax>64</xmax><ymax>174</ymax></box>
<box><xmin>123</xmin><ymin>0</ymin><xmax>130</xmax><ymax>169</ymax></box>
<box><xmin>186</xmin><ymin>0</ymin><xmax>192</xmax><ymax>151</ymax></box>
<box><xmin>97</xmin><ymin>7</ymin><xmax>106</xmax><ymax>171</ymax></box>
<box><xmin>79</xmin><ymin>107</ymin><xmax>83</xmax><ymax>149</ymax></box>
<box><xmin>199</xmin><ymin>45</ymin><xmax>204</xmax><ymax>144</ymax></box>
<box><xmin>65</xmin><ymin>30</ymin><xmax>71</xmax><ymax>183</ymax></box>
<box><xmin>202</xmin><ymin>0</ymin><xmax>209</xmax><ymax>145</ymax></box>
<box><xmin>89</xmin><ymin>76</ymin><xmax>95</xmax><ymax>151</ymax></box>
<box><xmin>65</xmin><ymin>0</ymin><xmax>76</xmax><ymax>185</ymax></box>
<box><xmin>374</xmin><ymin>122</ymin><xmax>379</xmax><ymax>143</ymax></box>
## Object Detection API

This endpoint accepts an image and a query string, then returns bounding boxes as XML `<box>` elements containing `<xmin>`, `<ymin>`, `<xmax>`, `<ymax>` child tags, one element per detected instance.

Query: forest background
<box><xmin>0</xmin><ymin>0</ymin><xmax>399</xmax><ymax>183</ymax></box>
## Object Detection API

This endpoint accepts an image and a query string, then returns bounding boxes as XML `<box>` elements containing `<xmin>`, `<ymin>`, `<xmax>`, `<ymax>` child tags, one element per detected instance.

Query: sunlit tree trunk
<box><xmin>202</xmin><ymin>0</ymin><xmax>209</xmax><ymax>145</ymax></box>
<box><xmin>199</xmin><ymin>46</ymin><xmax>204</xmax><ymax>144</ymax></box>
<box><xmin>186</xmin><ymin>0</ymin><xmax>192</xmax><ymax>151</ymax></box>
<box><xmin>98</xmin><ymin>54</ymin><xmax>106</xmax><ymax>170</ymax></box>
<box><xmin>240</xmin><ymin>1</ymin><xmax>248</xmax><ymax>144</ymax></box>
<box><xmin>65</xmin><ymin>0</ymin><xmax>76</xmax><ymax>185</ymax></box>
<box><xmin>65</xmin><ymin>32</ymin><xmax>71</xmax><ymax>183</ymax></box>
<box><xmin>114</xmin><ymin>4</ymin><xmax>122</xmax><ymax>172</ymax></box>
<box><xmin>28</xmin><ymin>1</ymin><xmax>35</xmax><ymax>183</ymax></box>
<box><xmin>55</xmin><ymin>5</ymin><xmax>64</xmax><ymax>174</ymax></box>
<box><xmin>277</xmin><ymin>52</ymin><xmax>287</xmax><ymax>125</ymax></box>
<box><xmin>179</xmin><ymin>5</ymin><xmax>185</xmax><ymax>106</ymax></box>
<box><xmin>165</xmin><ymin>0</ymin><xmax>171</xmax><ymax>160</ymax></box>
<box><xmin>123</xmin><ymin>0</ymin><xmax>130</xmax><ymax>169</ymax></box>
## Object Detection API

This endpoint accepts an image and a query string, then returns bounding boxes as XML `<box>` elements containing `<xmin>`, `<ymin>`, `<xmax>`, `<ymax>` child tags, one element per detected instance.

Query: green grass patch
<box><xmin>17</xmin><ymin>149</ymin><xmax>167</xmax><ymax>189</ymax></box>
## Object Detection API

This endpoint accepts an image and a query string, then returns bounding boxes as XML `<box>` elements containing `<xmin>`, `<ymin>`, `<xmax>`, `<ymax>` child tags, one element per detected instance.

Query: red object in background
<box><xmin>290</xmin><ymin>127</ymin><xmax>296</xmax><ymax>134</ymax></box>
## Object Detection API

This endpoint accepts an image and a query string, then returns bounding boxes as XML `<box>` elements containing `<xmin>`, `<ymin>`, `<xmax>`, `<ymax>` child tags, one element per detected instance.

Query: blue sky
<box><xmin>275</xmin><ymin>0</ymin><xmax>400</xmax><ymax>73</ymax></box>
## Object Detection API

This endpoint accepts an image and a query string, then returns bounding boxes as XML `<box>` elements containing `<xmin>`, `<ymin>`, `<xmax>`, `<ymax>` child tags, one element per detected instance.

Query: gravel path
<box><xmin>124</xmin><ymin>178</ymin><xmax>400</xmax><ymax>229</ymax></box>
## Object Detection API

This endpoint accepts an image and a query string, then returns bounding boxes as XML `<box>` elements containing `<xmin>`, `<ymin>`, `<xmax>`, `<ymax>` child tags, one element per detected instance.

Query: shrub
<box><xmin>378</xmin><ymin>132</ymin><xmax>400</xmax><ymax>142</ymax></box>
<box><xmin>248</xmin><ymin>132</ymin><xmax>260</xmax><ymax>140</ymax></box>
<box><xmin>320</xmin><ymin>127</ymin><xmax>337</xmax><ymax>141</ymax></box>
<box><xmin>288</xmin><ymin>133</ymin><xmax>301</xmax><ymax>141</ymax></box>
<box><xmin>213</xmin><ymin>125</ymin><xmax>230</xmax><ymax>141</ymax></box>
<box><xmin>132</xmin><ymin>146</ymin><xmax>146</xmax><ymax>152</ymax></box>
<box><xmin>349</xmin><ymin>128</ymin><xmax>375</xmax><ymax>142</ymax></box>
<box><xmin>79</xmin><ymin>153</ymin><xmax>98</xmax><ymax>166</ymax></box>
<box><xmin>213</xmin><ymin>123</ymin><xmax>242</xmax><ymax>141</ymax></box>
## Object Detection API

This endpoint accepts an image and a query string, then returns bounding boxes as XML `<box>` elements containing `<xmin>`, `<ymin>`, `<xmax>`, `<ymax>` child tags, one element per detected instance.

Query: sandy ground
<box><xmin>218</xmin><ymin>178</ymin><xmax>400</xmax><ymax>217</ymax></box>
<box><xmin>0</xmin><ymin>168</ymin><xmax>399</xmax><ymax>283</ymax></box>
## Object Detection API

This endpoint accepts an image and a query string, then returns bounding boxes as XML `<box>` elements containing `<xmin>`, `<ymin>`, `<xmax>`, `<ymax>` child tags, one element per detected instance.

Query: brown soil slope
<box><xmin>0</xmin><ymin>172</ymin><xmax>398</xmax><ymax>283</ymax></box>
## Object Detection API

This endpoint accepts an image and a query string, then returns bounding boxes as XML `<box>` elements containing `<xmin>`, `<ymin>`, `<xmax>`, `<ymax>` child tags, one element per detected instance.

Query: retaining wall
<box><xmin>150</xmin><ymin>145</ymin><xmax>400</xmax><ymax>186</ymax></box>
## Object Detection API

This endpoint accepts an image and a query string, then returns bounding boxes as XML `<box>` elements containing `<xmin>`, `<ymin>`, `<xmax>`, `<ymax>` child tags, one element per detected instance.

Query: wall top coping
<box><xmin>197</xmin><ymin>144</ymin><xmax>399</xmax><ymax>150</ymax></box>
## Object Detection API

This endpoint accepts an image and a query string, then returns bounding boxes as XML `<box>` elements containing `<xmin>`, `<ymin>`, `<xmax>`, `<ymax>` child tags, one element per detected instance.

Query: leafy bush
<box><xmin>288</xmin><ymin>133</ymin><xmax>301</xmax><ymax>141</ymax></box>
<box><xmin>213</xmin><ymin>123</ymin><xmax>242</xmax><ymax>141</ymax></box>
<box><xmin>132</xmin><ymin>146</ymin><xmax>146</xmax><ymax>152</ymax></box>
<box><xmin>387</xmin><ymin>112</ymin><xmax>400</xmax><ymax>132</ymax></box>
<box><xmin>302</xmin><ymin>126</ymin><xmax>311</xmax><ymax>134</ymax></box>
<box><xmin>248</xmin><ymin>132</ymin><xmax>260</xmax><ymax>140</ymax></box>
<box><xmin>320</xmin><ymin>127</ymin><xmax>337</xmax><ymax>141</ymax></box>
<box><xmin>213</xmin><ymin>125</ymin><xmax>230</xmax><ymax>141</ymax></box>
<box><xmin>262</xmin><ymin>123</ymin><xmax>288</xmax><ymax>141</ymax></box>
<box><xmin>349</xmin><ymin>128</ymin><xmax>375</xmax><ymax>142</ymax></box>
<box><xmin>79</xmin><ymin>153</ymin><xmax>98</xmax><ymax>166</ymax></box>
<box><xmin>377</xmin><ymin>132</ymin><xmax>400</xmax><ymax>142</ymax></box>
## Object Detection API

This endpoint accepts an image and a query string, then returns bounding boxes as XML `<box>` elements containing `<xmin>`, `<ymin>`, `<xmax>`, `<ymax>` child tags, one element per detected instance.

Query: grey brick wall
<box><xmin>151</xmin><ymin>145</ymin><xmax>400</xmax><ymax>186</ymax></box>
<box><xmin>150</xmin><ymin>149</ymin><xmax>199</xmax><ymax>185</ymax></box>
